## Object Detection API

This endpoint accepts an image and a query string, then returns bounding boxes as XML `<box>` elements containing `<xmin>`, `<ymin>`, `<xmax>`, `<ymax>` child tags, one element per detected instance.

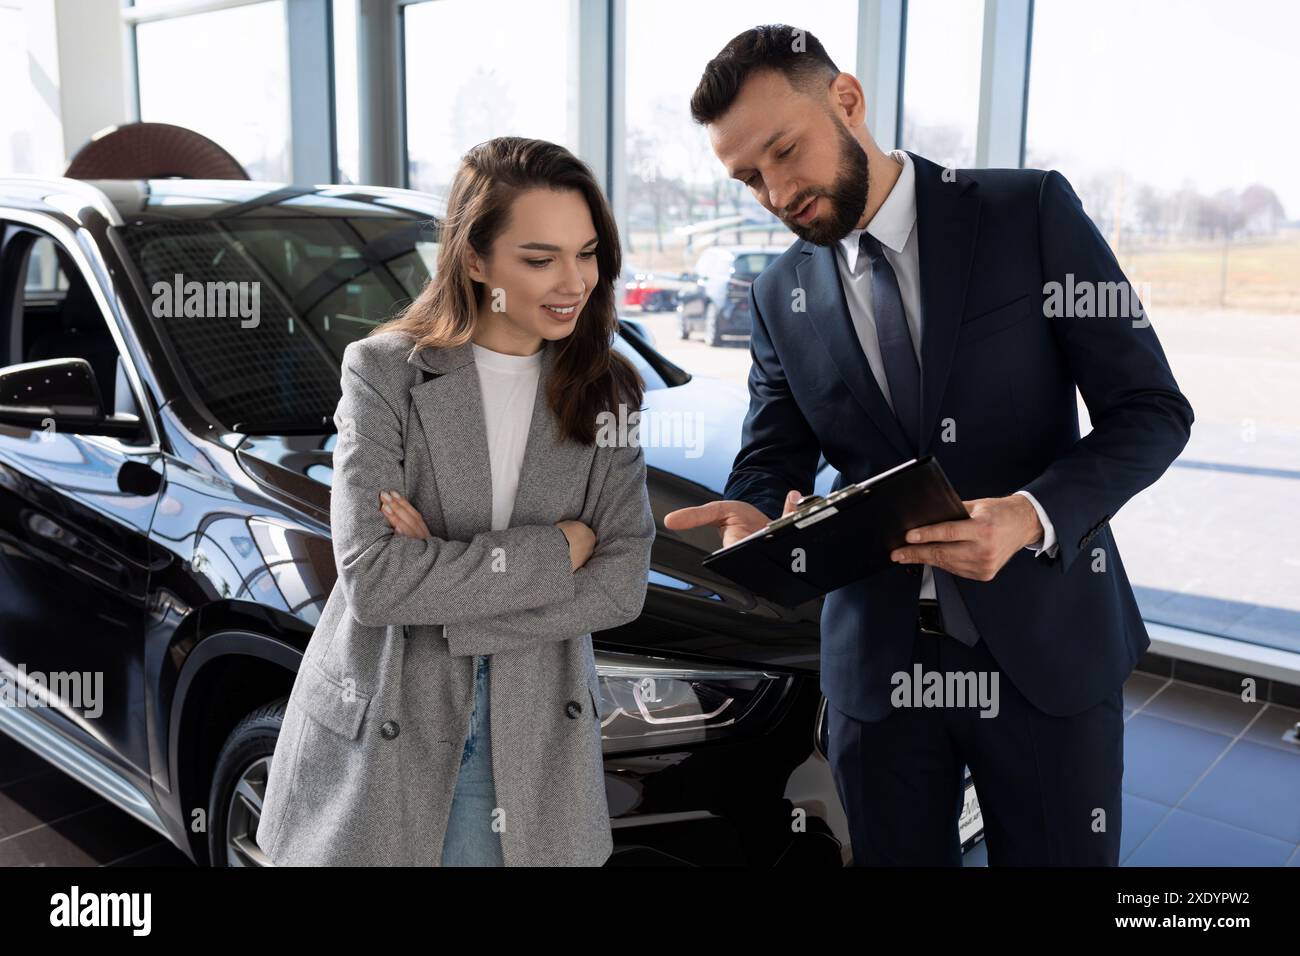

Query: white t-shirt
<box><xmin>471</xmin><ymin>341</ymin><xmax>542</xmax><ymax>531</ymax></box>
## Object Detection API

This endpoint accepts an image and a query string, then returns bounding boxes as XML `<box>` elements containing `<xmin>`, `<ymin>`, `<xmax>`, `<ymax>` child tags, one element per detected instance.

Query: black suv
<box><xmin>0</xmin><ymin>176</ymin><xmax>984</xmax><ymax>866</ymax></box>
<box><xmin>676</xmin><ymin>245</ymin><xmax>784</xmax><ymax>347</ymax></box>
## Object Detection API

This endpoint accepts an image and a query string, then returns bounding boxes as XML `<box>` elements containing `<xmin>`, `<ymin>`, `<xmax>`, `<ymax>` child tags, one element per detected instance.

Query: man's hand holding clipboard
<box><xmin>664</xmin><ymin>456</ymin><xmax>1044</xmax><ymax>608</ymax></box>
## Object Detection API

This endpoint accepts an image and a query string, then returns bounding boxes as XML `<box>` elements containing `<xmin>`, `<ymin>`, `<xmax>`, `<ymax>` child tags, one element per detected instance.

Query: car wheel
<box><xmin>207</xmin><ymin>697</ymin><xmax>287</xmax><ymax>867</ymax></box>
<box><xmin>704</xmin><ymin>303</ymin><xmax>723</xmax><ymax>347</ymax></box>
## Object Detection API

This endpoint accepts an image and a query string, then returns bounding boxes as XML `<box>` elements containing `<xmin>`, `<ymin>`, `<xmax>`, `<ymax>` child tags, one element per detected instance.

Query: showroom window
<box><xmin>0</xmin><ymin>0</ymin><xmax>64</xmax><ymax>177</ymax></box>
<box><xmin>0</xmin><ymin>2</ymin><xmax>34</xmax><ymax>175</ymax></box>
<box><xmin>402</xmin><ymin>0</ymin><xmax>577</xmax><ymax>194</ymax></box>
<box><xmin>333</xmin><ymin>0</ymin><xmax>360</xmax><ymax>184</ymax></box>
<box><xmin>134</xmin><ymin>0</ymin><xmax>292</xmax><ymax>182</ymax></box>
<box><xmin>1026</xmin><ymin>0</ymin><xmax>1300</xmax><ymax>652</ymax></box>
<box><xmin>617</xmin><ymin>1</ymin><xmax>857</xmax><ymax>380</ymax></box>
<box><xmin>899</xmin><ymin>0</ymin><xmax>984</xmax><ymax>169</ymax></box>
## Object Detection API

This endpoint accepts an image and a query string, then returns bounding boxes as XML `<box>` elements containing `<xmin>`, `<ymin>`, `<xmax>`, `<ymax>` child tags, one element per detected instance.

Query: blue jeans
<box><xmin>440</xmin><ymin>654</ymin><xmax>505</xmax><ymax>866</ymax></box>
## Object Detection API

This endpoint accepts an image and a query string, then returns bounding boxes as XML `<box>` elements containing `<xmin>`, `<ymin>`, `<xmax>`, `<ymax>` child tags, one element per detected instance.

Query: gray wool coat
<box><xmin>255</xmin><ymin>329</ymin><xmax>656</xmax><ymax>866</ymax></box>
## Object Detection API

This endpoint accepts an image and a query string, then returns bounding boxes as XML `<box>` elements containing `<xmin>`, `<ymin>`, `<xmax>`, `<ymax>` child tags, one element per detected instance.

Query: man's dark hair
<box><xmin>690</xmin><ymin>24</ymin><xmax>841</xmax><ymax>126</ymax></box>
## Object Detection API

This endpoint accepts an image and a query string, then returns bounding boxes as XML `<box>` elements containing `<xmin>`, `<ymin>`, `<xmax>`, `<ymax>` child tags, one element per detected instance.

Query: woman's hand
<box><xmin>379</xmin><ymin>490</ymin><xmax>431</xmax><ymax>539</ymax></box>
<box><xmin>556</xmin><ymin>519</ymin><xmax>596</xmax><ymax>571</ymax></box>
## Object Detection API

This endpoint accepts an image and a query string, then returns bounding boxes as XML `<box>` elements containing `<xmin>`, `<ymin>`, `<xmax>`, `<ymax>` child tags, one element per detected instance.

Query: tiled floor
<box><xmin>0</xmin><ymin>736</ymin><xmax>191</xmax><ymax>866</ymax></box>
<box><xmin>1118</xmin><ymin>672</ymin><xmax>1300</xmax><ymax>866</ymax></box>
<box><xmin>964</xmin><ymin>672</ymin><xmax>1300</xmax><ymax>866</ymax></box>
<box><xmin>5</xmin><ymin>672</ymin><xmax>1300</xmax><ymax>867</ymax></box>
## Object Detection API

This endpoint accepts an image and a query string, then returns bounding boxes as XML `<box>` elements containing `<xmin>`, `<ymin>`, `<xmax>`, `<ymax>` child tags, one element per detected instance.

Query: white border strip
<box><xmin>1147</xmin><ymin>621</ymin><xmax>1300</xmax><ymax>689</ymax></box>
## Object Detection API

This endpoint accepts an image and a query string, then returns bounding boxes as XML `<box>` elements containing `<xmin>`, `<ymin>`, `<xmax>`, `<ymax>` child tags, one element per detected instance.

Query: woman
<box><xmin>255</xmin><ymin>137</ymin><xmax>656</xmax><ymax>866</ymax></box>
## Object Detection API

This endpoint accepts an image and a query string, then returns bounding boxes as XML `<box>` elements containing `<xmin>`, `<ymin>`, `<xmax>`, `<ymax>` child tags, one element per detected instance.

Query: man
<box><xmin>664</xmin><ymin>24</ymin><xmax>1193</xmax><ymax>865</ymax></box>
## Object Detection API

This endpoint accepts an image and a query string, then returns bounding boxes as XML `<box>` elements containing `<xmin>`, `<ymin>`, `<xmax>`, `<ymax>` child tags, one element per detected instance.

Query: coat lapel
<box><xmin>405</xmin><ymin>337</ymin><xmax>590</xmax><ymax>540</ymax></box>
<box><xmin>906</xmin><ymin>150</ymin><xmax>981</xmax><ymax>456</ymax></box>
<box><xmin>793</xmin><ymin>151</ymin><xmax>981</xmax><ymax>462</ymax></box>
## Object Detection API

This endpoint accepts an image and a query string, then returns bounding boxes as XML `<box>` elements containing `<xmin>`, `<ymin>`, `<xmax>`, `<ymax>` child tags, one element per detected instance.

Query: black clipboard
<box><xmin>700</xmin><ymin>456</ymin><xmax>969</xmax><ymax>608</ymax></box>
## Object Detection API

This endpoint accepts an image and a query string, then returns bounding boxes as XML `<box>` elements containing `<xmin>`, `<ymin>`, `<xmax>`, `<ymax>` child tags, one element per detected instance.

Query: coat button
<box><xmin>380</xmin><ymin>720</ymin><xmax>400</xmax><ymax>739</ymax></box>
<box><xmin>565</xmin><ymin>700</ymin><xmax>582</xmax><ymax>719</ymax></box>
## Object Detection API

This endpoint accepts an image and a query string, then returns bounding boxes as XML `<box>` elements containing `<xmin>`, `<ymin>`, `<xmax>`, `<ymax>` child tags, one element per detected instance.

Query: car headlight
<box><xmin>593</xmin><ymin>649</ymin><xmax>791</xmax><ymax>754</ymax></box>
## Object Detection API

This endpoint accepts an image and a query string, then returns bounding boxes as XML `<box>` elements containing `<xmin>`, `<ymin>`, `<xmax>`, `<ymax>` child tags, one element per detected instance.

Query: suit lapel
<box><xmin>907</xmin><ymin>150</ymin><xmax>981</xmax><ymax>456</ymax></box>
<box><xmin>406</xmin><ymin>337</ymin><xmax>590</xmax><ymax>539</ymax></box>
<box><xmin>797</xmin><ymin>225</ymin><xmax>914</xmax><ymax>461</ymax></box>
<box><xmin>795</xmin><ymin>151</ymin><xmax>981</xmax><ymax>461</ymax></box>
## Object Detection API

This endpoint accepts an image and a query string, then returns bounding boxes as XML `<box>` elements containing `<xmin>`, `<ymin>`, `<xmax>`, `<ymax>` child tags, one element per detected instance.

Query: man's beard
<box><xmin>782</xmin><ymin>121</ymin><xmax>870</xmax><ymax>246</ymax></box>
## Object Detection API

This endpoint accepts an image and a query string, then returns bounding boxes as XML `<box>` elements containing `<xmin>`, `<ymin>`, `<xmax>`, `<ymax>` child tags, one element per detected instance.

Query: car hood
<box><xmin>233</xmin><ymin>373</ymin><xmax>806</xmax><ymax>516</ymax></box>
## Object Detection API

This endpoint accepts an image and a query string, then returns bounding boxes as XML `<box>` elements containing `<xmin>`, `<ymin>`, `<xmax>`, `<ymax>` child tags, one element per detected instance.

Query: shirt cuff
<box><xmin>1014</xmin><ymin>489</ymin><xmax>1058</xmax><ymax>558</ymax></box>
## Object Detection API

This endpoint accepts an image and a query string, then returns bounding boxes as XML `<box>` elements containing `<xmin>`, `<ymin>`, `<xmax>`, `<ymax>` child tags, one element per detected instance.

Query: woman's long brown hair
<box><xmin>374</xmin><ymin>136</ymin><xmax>644</xmax><ymax>445</ymax></box>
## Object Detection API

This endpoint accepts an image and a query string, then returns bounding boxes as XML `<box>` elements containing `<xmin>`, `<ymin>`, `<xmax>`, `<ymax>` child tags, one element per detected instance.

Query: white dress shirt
<box><xmin>832</xmin><ymin>150</ymin><xmax>1058</xmax><ymax>599</ymax></box>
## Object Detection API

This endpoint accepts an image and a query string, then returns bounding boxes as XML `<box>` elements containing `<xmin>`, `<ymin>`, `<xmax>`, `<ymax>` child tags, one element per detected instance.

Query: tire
<box><xmin>704</xmin><ymin>303</ymin><xmax>723</xmax><ymax>348</ymax></box>
<box><xmin>207</xmin><ymin>697</ymin><xmax>287</xmax><ymax>867</ymax></box>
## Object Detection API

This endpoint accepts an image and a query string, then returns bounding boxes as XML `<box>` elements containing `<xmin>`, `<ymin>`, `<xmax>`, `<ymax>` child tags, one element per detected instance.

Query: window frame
<box><xmin>0</xmin><ymin>211</ymin><xmax>161</xmax><ymax>452</ymax></box>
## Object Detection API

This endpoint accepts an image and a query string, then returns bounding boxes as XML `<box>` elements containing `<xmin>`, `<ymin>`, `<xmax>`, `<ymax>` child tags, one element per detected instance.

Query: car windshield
<box><xmin>116</xmin><ymin>217</ymin><xmax>662</xmax><ymax>433</ymax></box>
<box><xmin>732</xmin><ymin>253</ymin><xmax>779</xmax><ymax>277</ymax></box>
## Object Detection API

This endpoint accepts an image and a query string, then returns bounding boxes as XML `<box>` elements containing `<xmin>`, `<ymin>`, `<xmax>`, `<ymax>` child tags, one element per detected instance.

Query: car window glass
<box><xmin>10</xmin><ymin>231</ymin><xmax>126</xmax><ymax>420</ymax></box>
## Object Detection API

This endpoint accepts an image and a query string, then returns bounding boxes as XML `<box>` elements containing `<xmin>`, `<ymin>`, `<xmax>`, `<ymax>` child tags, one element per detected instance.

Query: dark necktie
<box><xmin>858</xmin><ymin>232</ymin><xmax>920</xmax><ymax>453</ymax></box>
<box><xmin>858</xmin><ymin>230</ymin><xmax>980</xmax><ymax>647</ymax></box>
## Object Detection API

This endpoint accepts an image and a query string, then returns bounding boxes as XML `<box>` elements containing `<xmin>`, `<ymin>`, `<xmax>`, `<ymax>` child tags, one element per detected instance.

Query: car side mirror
<box><xmin>0</xmin><ymin>358</ymin><xmax>142</xmax><ymax>438</ymax></box>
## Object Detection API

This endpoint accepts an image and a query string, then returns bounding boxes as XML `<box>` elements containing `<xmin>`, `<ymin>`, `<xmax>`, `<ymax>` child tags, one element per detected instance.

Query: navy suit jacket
<box><xmin>722</xmin><ymin>150</ymin><xmax>1194</xmax><ymax>722</ymax></box>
